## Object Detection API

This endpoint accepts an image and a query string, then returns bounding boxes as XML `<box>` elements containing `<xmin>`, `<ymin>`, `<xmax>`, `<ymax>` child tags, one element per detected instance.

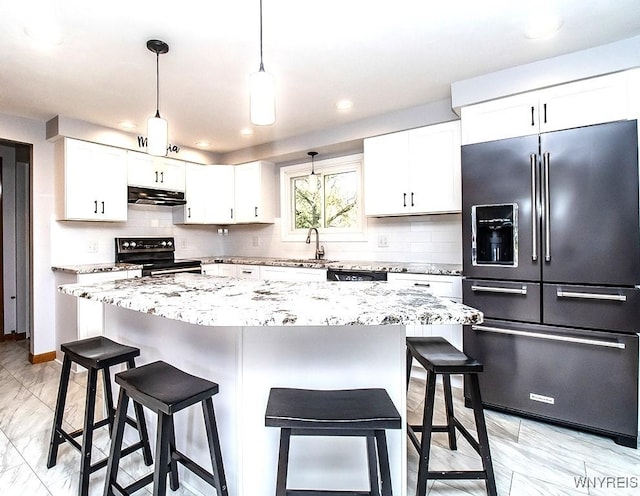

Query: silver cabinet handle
<box><xmin>543</xmin><ymin>152</ymin><xmax>551</xmax><ymax>262</ymax></box>
<box><xmin>241</xmin><ymin>270</ymin><xmax>254</xmax><ymax>274</ymax></box>
<box><xmin>556</xmin><ymin>290</ymin><xmax>627</xmax><ymax>302</ymax></box>
<box><xmin>413</xmin><ymin>283</ymin><xmax>431</xmax><ymax>288</ymax></box>
<box><xmin>472</xmin><ymin>325</ymin><xmax>626</xmax><ymax>349</ymax></box>
<box><xmin>471</xmin><ymin>285</ymin><xmax>527</xmax><ymax>295</ymax></box>
<box><xmin>530</xmin><ymin>154</ymin><xmax>538</xmax><ymax>262</ymax></box>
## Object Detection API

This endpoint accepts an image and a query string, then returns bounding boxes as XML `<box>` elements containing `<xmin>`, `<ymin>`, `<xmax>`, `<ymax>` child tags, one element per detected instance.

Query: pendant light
<box><xmin>250</xmin><ymin>0</ymin><xmax>275</xmax><ymax>125</ymax></box>
<box><xmin>146</xmin><ymin>39</ymin><xmax>169</xmax><ymax>156</ymax></box>
<box><xmin>308</xmin><ymin>151</ymin><xmax>320</xmax><ymax>189</ymax></box>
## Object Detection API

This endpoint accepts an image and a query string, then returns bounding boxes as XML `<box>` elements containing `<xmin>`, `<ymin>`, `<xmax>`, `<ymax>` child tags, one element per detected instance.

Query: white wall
<box><xmin>0</xmin><ymin>113</ymin><xmax>56</xmax><ymax>356</ymax></box>
<box><xmin>220</xmin><ymin>214</ymin><xmax>462</xmax><ymax>265</ymax></box>
<box><xmin>51</xmin><ymin>205</ymin><xmax>223</xmax><ymax>265</ymax></box>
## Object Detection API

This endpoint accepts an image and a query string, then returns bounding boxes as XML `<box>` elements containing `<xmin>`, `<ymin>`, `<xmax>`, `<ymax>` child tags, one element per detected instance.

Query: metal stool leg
<box><xmin>79</xmin><ymin>367</ymin><xmax>98</xmax><ymax>496</ymax></box>
<box><xmin>416</xmin><ymin>369</ymin><xmax>437</xmax><ymax>496</ymax></box>
<box><xmin>47</xmin><ymin>354</ymin><xmax>72</xmax><ymax>469</ymax></box>
<box><xmin>442</xmin><ymin>374</ymin><xmax>458</xmax><ymax>450</ymax></box>
<box><xmin>468</xmin><ymin>374</ymin><xmax>497</xmax><ymax>496</ymax></box>
<box><xmin>275</xmin><ymin>428</ymin><xmax>292</xmax><ymax>496</ymax></box>
<box><xmin>202</xmin><ymin>397</ymin><xmax>228</xmax><ymax>496</ymax></box>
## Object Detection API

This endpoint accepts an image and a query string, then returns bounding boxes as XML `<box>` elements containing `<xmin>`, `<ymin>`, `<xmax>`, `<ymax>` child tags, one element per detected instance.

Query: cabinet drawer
<box><xmin>463</xmin><ymin>279</ymin><xmax>540</xmax><ymax>323</ymax></box>
<box><xmin>235</xmin><ymin>264</ymin><xmax>260</xmax><ymax>279</ymax></box>
<box><xmin>388</xmin><ymin>273</ymin><xmax>461</xmax><ymax>300</ymax></box>
<box><xmin>464</xmin><ymin>320</ymin><xmax>638</xmax><ymax>440</ymax></box>
<box><xmin>543</xmin><ymin>284</ymin><xmax>640</xmax><ymax>333</ymax></box>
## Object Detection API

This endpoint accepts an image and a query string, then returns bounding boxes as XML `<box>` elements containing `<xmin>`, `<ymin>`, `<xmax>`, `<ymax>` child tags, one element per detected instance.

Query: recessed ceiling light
<box><xmin>195</xmin><ymin>141</ymin><xmax>211</xmax><ymax>149</ymax></box>
<box><xmin>23</xmin><ymin>20</ymin><xmax>63</xmax><ymax>47</ymax></box>
<box><xmin>336</xmin><ymin>99</ymin><xmax>354</xmax><ymax>111</ymax></box>
<box><xmin>118</xmin><ymin>120</ymin><xmax>137</xmax><ymax>130</ymax></box>
<box><xmin>241</xmin><ymin>128</ymin><xmax>254</xmax><ymax>136</ymax></box>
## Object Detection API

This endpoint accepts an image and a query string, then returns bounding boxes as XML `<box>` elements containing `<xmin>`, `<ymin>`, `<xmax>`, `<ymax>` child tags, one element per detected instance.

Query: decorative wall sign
<box><xmin>137</xmin><ymin>136</ymin><xmax>181</xmax><ymax>154</ymax></box>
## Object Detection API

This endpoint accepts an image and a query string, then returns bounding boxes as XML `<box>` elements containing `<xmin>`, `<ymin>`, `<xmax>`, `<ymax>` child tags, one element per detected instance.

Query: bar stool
<box><xmin>47</xmin><ymin>336</ymin><xmax>153</xmax><ymax>496</ymax></box>
<box><xmin>104</xmin><ymin>360</ymin><xmax>228</xmax><ymax>496</ymax></box>
<box><xmin>406</xmin><ymin>337</ymin><xmax>497</xmax><ymax>496</ymax></box>
<box><xmin>265</xmin><ymin>387</ymin><xmax>402</xmax><ymax>496</ymax></box>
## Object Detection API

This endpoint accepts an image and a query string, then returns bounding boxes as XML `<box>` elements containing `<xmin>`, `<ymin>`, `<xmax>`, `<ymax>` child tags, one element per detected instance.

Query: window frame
<box><xmin>279</xmin><ymin>153</ymin><xmax>366</xmax><ymax>242</ymax></box>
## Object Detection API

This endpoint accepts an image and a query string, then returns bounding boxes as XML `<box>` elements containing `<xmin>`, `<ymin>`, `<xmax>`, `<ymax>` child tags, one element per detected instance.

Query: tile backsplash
<box><xmin>51</xmin><ymin>206</ymin><xmax>462</xmax><ymax>266</ymax></box>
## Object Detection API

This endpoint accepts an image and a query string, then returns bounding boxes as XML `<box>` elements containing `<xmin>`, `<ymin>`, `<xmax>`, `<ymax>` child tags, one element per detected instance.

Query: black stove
<box><xmin>115</xmin><ymin>237</ymin><xmax>201</xmax><ymax>276</ymax></box>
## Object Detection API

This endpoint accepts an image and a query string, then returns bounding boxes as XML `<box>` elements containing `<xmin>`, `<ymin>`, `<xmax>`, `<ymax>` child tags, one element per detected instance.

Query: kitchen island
<box><xmin>58</xmin><ymin>273</ymin><xmax>482</xmax><ymax>496</ymax></box>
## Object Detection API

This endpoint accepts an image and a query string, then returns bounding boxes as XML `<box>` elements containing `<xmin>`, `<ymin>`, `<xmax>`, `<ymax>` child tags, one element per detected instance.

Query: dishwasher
<box><xmin>326</xmin><ymin>268</ymin><xmax>387</xmax><ymax>281</ymax></box>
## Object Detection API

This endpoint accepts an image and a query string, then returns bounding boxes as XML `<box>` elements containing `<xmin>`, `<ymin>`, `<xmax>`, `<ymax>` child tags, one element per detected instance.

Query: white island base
<box><xmin>103</xmin><ymin>304</ymin><xmax>407</xmax><ymax>496</ymax></box>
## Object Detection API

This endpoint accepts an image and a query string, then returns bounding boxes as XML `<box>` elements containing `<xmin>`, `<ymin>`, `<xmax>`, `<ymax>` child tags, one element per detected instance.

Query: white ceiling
<box><xmin>1</xmin><ymin>0</ymin><xmax>639</xmax><ymax>155</ymax></box>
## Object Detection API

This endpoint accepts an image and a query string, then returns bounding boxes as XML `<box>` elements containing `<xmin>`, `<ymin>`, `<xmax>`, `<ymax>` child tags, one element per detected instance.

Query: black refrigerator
<box><xmin>461</xmin><ymin>119</ymin><xmax>639</xmax><ymax>447</ymax></box>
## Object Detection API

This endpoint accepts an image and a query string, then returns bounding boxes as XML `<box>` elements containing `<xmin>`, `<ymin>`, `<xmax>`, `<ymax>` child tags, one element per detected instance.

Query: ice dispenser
<box><xmin>472</xmin><ymin>203</ymin><xmax>518</xmax><ymax>266</ymax></box>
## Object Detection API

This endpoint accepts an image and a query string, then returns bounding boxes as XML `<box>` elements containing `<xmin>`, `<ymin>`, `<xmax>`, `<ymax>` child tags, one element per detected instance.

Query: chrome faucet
<box><xmin>305</xmin><ymin>227</ymin><xmax>325</xmax><ymax>260</ymax></box>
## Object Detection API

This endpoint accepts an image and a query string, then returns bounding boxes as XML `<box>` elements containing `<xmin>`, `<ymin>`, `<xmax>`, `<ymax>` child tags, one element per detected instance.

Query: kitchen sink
<box><xmin>271</xmin><ymin>258</ymin><xmax>336</xmax><ymax>265</ymax></box>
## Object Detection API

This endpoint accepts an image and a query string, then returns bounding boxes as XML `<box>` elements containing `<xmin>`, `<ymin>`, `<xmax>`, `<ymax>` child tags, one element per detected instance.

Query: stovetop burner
<box><xmin>115</xmin><ymin>237</ymin><xmax>201</xmax><ymax>276</ymax></box>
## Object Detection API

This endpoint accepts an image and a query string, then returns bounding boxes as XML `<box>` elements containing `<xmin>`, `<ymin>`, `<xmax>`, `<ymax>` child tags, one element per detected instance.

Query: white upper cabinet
<box><xmin>174</xmin><ymin>163</ymin><xmax>208</xmax><ymax>224</ymax></box>
<box><xmin>127</xmin><ymin>151</ymin><xmax>186</xmax><ymax>191</ymax></box>
<box><xmin>174</xmin><ymin>164</ymin><xmax>235</xmax><ymax>225</ymax></box>
<box><xmin>233</xmin><ymin>161</ymin><xmax>276</xmax><ymax>223</ymax></box>
<box><xmin>364</xmin><ymin>121</ymin><xmax>461</xmax><ymax>216</ymax></box>
<box><xmin>207</xmin><ymin>165</ymin><xmax>235</xmax><ymax>224</ymax></box>
<box><xmin>461</xmin><ymin>71</ymin><xmax>633</xmax><ymax>145</ymax></box>
<box><xmin>59</xmin><ymin>138</ymin><xmax>128</xmax><ymax>221</ymax></box>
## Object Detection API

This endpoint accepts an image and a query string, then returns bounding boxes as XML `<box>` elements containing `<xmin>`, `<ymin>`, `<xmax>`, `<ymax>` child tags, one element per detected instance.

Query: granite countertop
<box><xmin>51</xmin><ymin>263</ymin><xmax>143</xmax><ymax>274</ymax></box>
<box><xmin>58</xmin><ymin>273</ymin><xmax>481</xmax><ymax>327</ymax></box>
<box><xmin>200</xmin><ymin>256</ymin><xmax>462</xmax><ymax>276</ymax></box>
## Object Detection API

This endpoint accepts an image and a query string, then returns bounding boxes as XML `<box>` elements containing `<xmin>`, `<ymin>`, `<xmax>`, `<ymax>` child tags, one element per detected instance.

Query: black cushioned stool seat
<box><xmin>265</xmin><ymin>387</ymin><xmax>402</xmax><ymax>496</ymax></box>
<box><xmin>47</xmin><ymin>336</ymin><xmax>152</xmax><ymax>496</ymax></box>
<box><xmin>104</xmin><ymin>361</ymin><xmax>228</xmax><ymax>496</ymax></box>
<box><xmin>406</xmin><ymin>337</ymin><xmax>496</xmax><ymax>496</ymax></box>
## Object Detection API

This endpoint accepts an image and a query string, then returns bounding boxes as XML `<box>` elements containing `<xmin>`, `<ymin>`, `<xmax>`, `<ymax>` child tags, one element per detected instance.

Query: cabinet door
<box><xmin>363</xmin><ymin>131</ymin><xmax>410</xmax><ymax>216</ymax></box>
<box><xmin>234</xmin><ymin>161</ymin><xmax>275</xmax><ymax>223</ymax></box>
<box><xmin>179</xmin><ymin>164</ymin><xmax>207</xmax><ymax>223</ymax></box>
<box><xmin>539</xmin><ymin>72</ymin><xmax>630</xmax><ymax>133</ymax></box>
<box><xmin>127</xmin><ymin>151</ymin><xmax>185</xmax><ymax>191</ymax></box>
<box><xmin>207</xmin><ymin>165</ymin><xmax>235</xmax><ymax>224</ymax></box>
<box><xmin>259</xmin><ymin>266</ymin><xmax>327</xmax><ymax>281</ymax></box>
<box><xmin>461</xmin><ymin>92</ymin><xmax>540</xmax><ymax>145</ymax></box>
<box><xmin>64</xmin><ymin>139</ymin><xmax>127</xmax><ymax>221</ymax></box>
<box><xmin>408</xmin><ymin>121</ymin><xmax>461</xmax><ymax>214</ymax></box>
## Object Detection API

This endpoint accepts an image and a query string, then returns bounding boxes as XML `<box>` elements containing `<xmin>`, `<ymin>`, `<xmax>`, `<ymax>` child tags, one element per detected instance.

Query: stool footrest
<box><xmin>172</xmin><ymin>449</ymin><xmax>217</xmax><ymax>487</ymax></box>
<box><xmin>285</xmin><ymin>491</ymin><xmax>375</xmax><ymax>495</ymax></box>
<box><xmin>427</xmin><ymin>470</ymin><xmax>489</xmax><ymax>480</ymax></box>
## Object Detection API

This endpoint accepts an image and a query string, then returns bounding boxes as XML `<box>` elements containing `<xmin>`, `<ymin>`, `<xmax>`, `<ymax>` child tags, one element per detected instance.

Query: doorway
<box><xmin>0</xmin><ymin>141</ymin><xmax>32</xmax><ymax>342</ymax></box>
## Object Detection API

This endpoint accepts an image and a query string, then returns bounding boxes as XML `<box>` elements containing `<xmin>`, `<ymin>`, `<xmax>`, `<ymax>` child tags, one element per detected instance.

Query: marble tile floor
<box><xmin>0</xmin><ymin>339</ymin><xmax>639</xmax><ymax>496</ymax></box>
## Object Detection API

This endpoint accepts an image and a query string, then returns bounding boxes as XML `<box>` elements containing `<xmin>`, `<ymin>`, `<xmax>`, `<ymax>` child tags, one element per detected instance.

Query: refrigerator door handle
<box><xmin>471</xmin><ymin>325</ymin><xmax>626</xmax><ymax>349</ymax></box>
<box><xmin>556</xmin><ymin>290</ymin><xmax>627</xmax><ymax>302</ymax></box>
<box><xmin>530</xmin><ymin>154</ymin><xmax>538</xmax><ymax>261</ymax></box>
<box><xmin>543</xmin><ymin>152</ymin><xmax>551</xmax><ymax>262</ymax></box>
<box><xmin>471</xmin><ymin>285</ymin><xmax>527</xmax><ymax>295</ymax></box>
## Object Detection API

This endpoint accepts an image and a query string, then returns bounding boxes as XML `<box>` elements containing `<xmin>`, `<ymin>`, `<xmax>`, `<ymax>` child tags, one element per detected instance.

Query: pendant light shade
<box><xmin>250</xmin><ymin>0</ymin><xmax>275</xmax><ymax>126</ymax></box>
<box><xmin>147</xmin><ymin>39</ymin><xmax>169</xmax><ymax>156</ymax></box>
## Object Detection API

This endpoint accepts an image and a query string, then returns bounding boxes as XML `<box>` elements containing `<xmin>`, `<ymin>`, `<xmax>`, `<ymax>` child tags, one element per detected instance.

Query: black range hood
<box><xmin>127</xmin><ymin>186</ymin><xmax>186</xmax><ymax>206</ymax></box>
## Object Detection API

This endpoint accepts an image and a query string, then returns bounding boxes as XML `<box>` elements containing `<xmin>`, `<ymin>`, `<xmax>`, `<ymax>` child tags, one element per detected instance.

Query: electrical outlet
<box><xmin>180</xmin><ymin>238</ymin><xmax>187</xmax><ymax>249</ymax></box>
<box><xmin>87</xmin><ymin>240</ymin><xmax>99</xmax><ymax>253</ymax></box>
<box><xmin>252</xmin><ymin>236</ymin><xmax>260</xmax><ymax>247</ymax></box>
<box><xmin>377</xmin><ymin>235</ymin><xmax>389</xmax><ymax>248</ymax></box>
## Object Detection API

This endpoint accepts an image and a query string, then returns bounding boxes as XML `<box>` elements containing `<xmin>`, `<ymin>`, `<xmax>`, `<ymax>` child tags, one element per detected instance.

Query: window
<box><xmin>280</xmin><ymin>154</ymin><xmax>365</xmax><ymax>241</ymax></box>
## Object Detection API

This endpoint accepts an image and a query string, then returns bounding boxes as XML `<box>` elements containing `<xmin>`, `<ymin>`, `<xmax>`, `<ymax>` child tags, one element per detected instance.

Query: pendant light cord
<box><xmin>155</xmin><ymin>52</ymin><xmax>161</xmax><ymax>118</ymax></box>
<box><xmin>259</xmin><ymin>0</ymin><xmax>265</xmax><ymax>71</ymax></box>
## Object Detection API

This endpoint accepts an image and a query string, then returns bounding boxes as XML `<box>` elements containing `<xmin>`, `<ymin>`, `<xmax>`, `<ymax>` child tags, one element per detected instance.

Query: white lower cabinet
<box><xmin>387</xmin><ymin>273</ymin><xmax>463</xmax><ymax>350</ymax></box>
<box><xmin>259</xmin><ymin>266</ymin><xmax>327</xmax><ymax>281</ymax></box>
<box><xmin>201</xmin><ymin>264</ymin><xmax>238</xmax><ymax>277</ymax></box>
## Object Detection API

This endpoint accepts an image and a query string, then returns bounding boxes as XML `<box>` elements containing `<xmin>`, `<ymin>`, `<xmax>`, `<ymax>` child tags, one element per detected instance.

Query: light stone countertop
<box><xmin>58</xmin><ymin>272</ymin><xmax>481</xmax><ymax>327</ymax></box>
<box><xmin>200</xmin><ymin>256</ymin><xmax>462</xmax><ymax>276</ymax></box>
<box><xmin>52</xmin><ymin>257</ymin><xmax>462</xmax><ymax>276</ymax></box>
<box><xmin>51</xmin><ymin>262</ymin><xmax>142</xmax><ymax>274</ymax></box>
